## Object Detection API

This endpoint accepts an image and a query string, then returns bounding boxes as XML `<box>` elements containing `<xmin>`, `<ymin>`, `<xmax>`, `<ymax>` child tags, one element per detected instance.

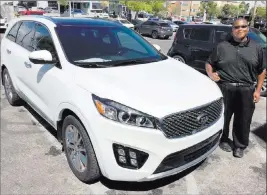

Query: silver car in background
<box><xmin>135</xmin><ymin>20</ymin><xmax>173</xmax><ymax>39</ymax></box>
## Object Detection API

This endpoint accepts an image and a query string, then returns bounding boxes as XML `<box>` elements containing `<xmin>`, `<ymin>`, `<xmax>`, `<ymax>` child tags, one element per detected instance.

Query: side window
<box><xmin>32</xmin><ymin>23</ymin><xmax>57</xmax><ymax>60</ymax></box>
<box><xmin>116</xmin><ymin>31</ymin><xmax>147</xmax><ymax>53</ymax></box>
<box><xmin>6</xmin><ymin>21</ymin><xmax>22</xmax><ymax>42</ymax></box>
<box><xmin>16</xmin><ymin>21</ymin><xmax>36</xmax><ymax>51</ymax></box>
<box><xmin>143</xmin><ymin>21</ymin><xmax>152</xmax><ymax>25</ymax></box>
<box><xmin>184</xmin><ymin>28</ymin><xmax>192</xmax><ymax>39</ymax></box>
<box><xmin>215</xmin><ymin>30</ymin><xmax>230</xmax><ymax>43</ymax></box>
<box><xmin>190</xmin><ymin>28</ymin><xmax>211</xmax><ymax>42</ymax></box>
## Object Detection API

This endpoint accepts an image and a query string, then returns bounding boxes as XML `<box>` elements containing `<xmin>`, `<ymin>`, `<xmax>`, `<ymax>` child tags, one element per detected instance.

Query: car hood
<box><xmin>74</xmin><ymin>58</ymin><xmax>222</xmax><ymax>118</ymax></box>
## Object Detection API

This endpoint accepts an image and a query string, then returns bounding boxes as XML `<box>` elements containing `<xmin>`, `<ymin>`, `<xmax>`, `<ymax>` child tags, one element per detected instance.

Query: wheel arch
<box><xmin>55</xmin><ymin>103</ymin><xmax>106</xmax><ymax>176</ymax></box>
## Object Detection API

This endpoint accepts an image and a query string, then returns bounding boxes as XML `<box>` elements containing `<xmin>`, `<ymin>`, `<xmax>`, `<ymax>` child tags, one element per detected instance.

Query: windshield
<box><xmin>119</xmin><ymin>19</ymin><xmax>130</xmax><ymax>24</ymax></box>
<box><xmin>55</xmin><ymin>25</ymin><xmax>166</xmax><ymax>67</ymax></box>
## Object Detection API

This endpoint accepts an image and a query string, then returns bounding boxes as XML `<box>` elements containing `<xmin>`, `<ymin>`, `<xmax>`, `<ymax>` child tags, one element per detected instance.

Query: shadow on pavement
<box><xmin>252</xmin><ymin>123</ymin><xmax>267</xmax><ymax>143</ymax></box>
<box><xmin>23</xmin><ymin>102</ymin><xmax>58</xmax><ymax>139</ymax></box>
<box><xmin>100</xmin><ymin>161</ymin><xmax>203</xmax><ymax>191</ymax></box>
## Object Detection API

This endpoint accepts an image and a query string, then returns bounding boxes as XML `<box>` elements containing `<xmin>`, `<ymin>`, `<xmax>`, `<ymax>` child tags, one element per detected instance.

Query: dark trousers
<box><xmin>217</xmin><ymin>83</ymin><xmax>255</xmax><ymax>149</ymax></box>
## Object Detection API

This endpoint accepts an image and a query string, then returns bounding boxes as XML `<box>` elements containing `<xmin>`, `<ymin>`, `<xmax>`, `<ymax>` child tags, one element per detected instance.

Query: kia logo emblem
<box><xmin>197</xmin><ymin>113</ymin><xmax>209</xmax><ymax>125</ymax></box>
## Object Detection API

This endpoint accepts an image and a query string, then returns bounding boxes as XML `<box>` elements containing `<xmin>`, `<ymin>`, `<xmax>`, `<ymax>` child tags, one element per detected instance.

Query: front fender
<box><xmin>55</xmin><ymin>102</ymin><xmax>106</xmax><ymax>176</ymax></box>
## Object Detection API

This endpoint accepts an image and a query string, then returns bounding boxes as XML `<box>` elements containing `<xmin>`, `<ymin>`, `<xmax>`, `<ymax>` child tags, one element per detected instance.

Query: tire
<box><xmin>151</xmin><ymin>31</ymin><xmax>158</xmax><ymax>39</ymax></box>
<box><xmin>164</xmin><ymin>36</ymin><xmax>169</xmax><ymax>39</ymax></box>
<box><xmin>2</xmin><ymin>68</ymin><xmax>23</xmax><ymax>106</ymax></box>
<box><xmin>62</xmin><ymin>115</ymin><xmax>100</xmax><ymax>183</ymax></box>
<box><xmin>172</xmin><ymin>55</ymin><xmax>186</xmax><ymax>63</ymax></box>
<box><xmin>136</xmin><ymin>28</ymin><xmax>140</xmax><ymax>34</ymax></box>
<box><xmin>260</xmin><ymin>79</ymin><xmax>267</xmax><ymax>97</ymax></box>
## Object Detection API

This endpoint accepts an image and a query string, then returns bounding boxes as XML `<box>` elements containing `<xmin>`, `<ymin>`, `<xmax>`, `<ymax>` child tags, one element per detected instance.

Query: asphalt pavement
<box><xmin>1</xmin><ymin>32</ymin><xmax>266</xmax><ymax>195</ymax></box>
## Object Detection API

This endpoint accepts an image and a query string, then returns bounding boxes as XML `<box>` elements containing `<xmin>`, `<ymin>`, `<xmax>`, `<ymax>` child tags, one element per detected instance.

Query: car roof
<box><xmin>181</xmin><ymin>24</ymin><xmax>232</xmax><ymax>28</ymax></box>
<box><xmin>10</xmin><ymin>15</ymin><xmax>122</xmax><ymax>27</ymax></box>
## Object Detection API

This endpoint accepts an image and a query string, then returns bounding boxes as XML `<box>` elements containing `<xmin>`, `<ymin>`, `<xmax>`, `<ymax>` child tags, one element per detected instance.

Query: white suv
<box><xmin>1</xmin><ymin>16</ymin><xmax>224</xmax><ymax>183</ymax></box>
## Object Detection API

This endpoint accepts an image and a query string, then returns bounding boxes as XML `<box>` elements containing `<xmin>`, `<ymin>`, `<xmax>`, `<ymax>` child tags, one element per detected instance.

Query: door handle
<box><xmin>6</xmin><ymin>49</ymin><xmax>11</xmax><ymax>54</ymax></box>
<box><xmin>184</xmin><ymin>44</ymin><xmax>190</xmax><ymax>47</ymax></box>
<box><xmin>24</xmin><ymin>62</ymin><xmax>32</xmax><ymax>68</ymax></box>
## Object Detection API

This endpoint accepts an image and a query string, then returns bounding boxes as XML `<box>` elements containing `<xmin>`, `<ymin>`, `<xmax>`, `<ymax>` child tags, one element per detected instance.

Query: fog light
<box><xmin>118</xmin><ymin>148</ymin><xmax>125</xmax><ymax>156</ymax></box>
<box><xmin>129</xmin><ymin>151</ymin><xmax>136</xmax><ymax>159</ymax></box>
<box><xmin>130</xmin><ymin>159</ymin><xmax>138</xmax><ymax>167</ymax></box>
<box><xmin>119</xmin><ymin>156</ymin><xmax>126</xmax><ymax>163</ymax></box>
<box><xmin>113</xmin><ymin>144</ymin><xmax>149</xmax><ymax>169</ymax></box>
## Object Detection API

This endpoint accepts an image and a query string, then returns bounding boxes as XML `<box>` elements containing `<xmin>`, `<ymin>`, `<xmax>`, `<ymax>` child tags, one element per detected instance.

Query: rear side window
<box><xmin>16</xmin><ymin>21</ymin><xmax>36</xmax><ymax>51</ymax></box>
<box><xmin>159</xmin><ymin>23</ymin><xmax>169</xmax><ymax>27</ymax></box>
<box><xmin>190</xmin><ymin>28</ymin><xmax>211</xmax><ymax>41</ymax></box>
<box><xmin>6</xmin><ymin>22</ymin><xmax>22</xmax><ymax>42</ymax></box>
<box><xmin>215</xmin><ymin>31</ymin><xmax>230</xmax><ymax>43</ymax></box>
<box><xmin>183</xmin><ymin>28</ymin><xmax>211</xmax><ymax>42</ymax></box>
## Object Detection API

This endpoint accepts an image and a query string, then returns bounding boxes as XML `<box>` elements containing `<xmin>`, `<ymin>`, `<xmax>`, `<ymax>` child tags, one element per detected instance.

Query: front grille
<box><xmin>153</xmin><ymin>130</ymin><xmax>221</xmax><ymax>174</ymax></box>
<box><xmin>160</xmin><ymin>98</ymin><xmax>223</xmax><ymax>139</ymax></box>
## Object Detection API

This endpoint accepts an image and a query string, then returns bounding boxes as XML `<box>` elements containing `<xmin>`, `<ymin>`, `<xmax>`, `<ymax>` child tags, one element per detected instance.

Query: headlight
<box><xmin>92</xmin><ymin>94</ymin><xmax>156</xmax><ymax>129</ymax></box>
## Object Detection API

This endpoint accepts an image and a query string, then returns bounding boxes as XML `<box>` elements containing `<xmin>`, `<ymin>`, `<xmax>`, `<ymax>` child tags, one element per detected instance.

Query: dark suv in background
<box><xmin>167</xmin><ymin>24</ymin><xmax>267</xmax><ymax>96</ymax></box>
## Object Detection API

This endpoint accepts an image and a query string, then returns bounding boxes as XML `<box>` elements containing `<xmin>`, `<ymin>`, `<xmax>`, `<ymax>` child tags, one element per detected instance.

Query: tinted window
<box><xmin>55</xmin><ymin>25</ymin><xmax>165</xmax><ymax>66</ymax></box>
<box><xmin>16</xmin><ymin>21</ymin><xmax>36</xmax><ymax>51</ymax></box>
<box><xmin>32</xmin><ymin>23</ymin><xmax>57</xmax><ymax>60</ymax></box>
<box><xmin>215</xmin><ymin>30</ymin><xmax>230</xmax><ymax>43</ymax></box>
<box><xmin>190</xmin><ymin>28</ymin><xmax>211</xmax><ymax>41</ymax></box>
<box><xmin>116</xmin><ymin>31</ymin><xmax>146</xmax><ymax>53</ymax></box>
<box><xmin>6</xmin><ymin>22</ymin><xmax>22</xmax><ymax>42</ymax></box>
<box><xmin>184</xmin><ymin>28</ymin><xmax>192</xmax><ymax>39</ymax></box>
<box><xmin>159</xmin><ymin>23</ymin><xmax>169</xmax><ymax>27</ymax></box>
<box><xmin>143</xmin><ymin>21</ymin><xmax>153</xmax><ymax>25</ymax></box>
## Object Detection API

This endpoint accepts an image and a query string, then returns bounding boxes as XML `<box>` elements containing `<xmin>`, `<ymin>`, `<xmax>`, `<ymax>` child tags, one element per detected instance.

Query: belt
<box><xmin>225</xmin><ymin>83</ymin><xmax>254</xmax><ymax>87</ymax></box>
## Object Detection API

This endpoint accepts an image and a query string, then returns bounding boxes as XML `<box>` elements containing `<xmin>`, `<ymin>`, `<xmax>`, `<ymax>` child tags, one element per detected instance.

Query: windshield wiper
<box><xmin>107</xmin><ymin>59</ymin><xmax>160</xmax><ymax>67</ymax></box>
<box><xmin>75</xmin><ymin>63</ymin><xmax>108</xmax><ymax>68</ymax></box>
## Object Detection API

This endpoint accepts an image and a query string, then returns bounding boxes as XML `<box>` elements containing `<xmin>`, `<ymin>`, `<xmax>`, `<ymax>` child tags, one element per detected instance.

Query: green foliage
<box><xmin>119</xmin><ymin>0</ymin><xmax>165</xmax><ymax>14</ymax></box>
<box><xmin>58</xmin><ymin>0</ymin><xmax>68</xmax><ymax>7</ymax></box>
<box><xmin>256</xmin><ymin>7</ymin><xmax>266</xmax><ymax>17</ymax></box>
<box><xmin>199</xmin><ymin>1</ymin><xmax>219</xmax><ymax>19</ymax></box>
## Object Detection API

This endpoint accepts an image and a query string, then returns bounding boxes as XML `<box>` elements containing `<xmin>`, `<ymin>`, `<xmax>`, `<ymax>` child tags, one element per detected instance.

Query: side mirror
<box><xmin>29</xmin><ymin>50</ymin><xmax>55</xmax><ymax>64</ymax></box>
<box><xmin>153</xmin><ymin>44</ymin><xmax>161</xmax><ymax>52</ymax></box>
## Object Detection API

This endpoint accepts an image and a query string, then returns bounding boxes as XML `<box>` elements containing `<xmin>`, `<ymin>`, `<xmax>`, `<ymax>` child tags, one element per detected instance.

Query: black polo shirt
<box><xmin>206</xmin><ymin>36</ymin><xmax>266</xmax><ymax>84</ymax></box>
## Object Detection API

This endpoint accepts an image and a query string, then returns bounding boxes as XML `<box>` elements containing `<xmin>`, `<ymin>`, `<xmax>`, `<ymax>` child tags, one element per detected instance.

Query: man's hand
<box><xmin>253</xmin><ymin>91</ymin><xmax>261</xmax><ymax>103</ymax></box>
<box><xmin>208</xmin><ymin>72</ymin><xmax>220</xmax><ymax>82</ymax></box>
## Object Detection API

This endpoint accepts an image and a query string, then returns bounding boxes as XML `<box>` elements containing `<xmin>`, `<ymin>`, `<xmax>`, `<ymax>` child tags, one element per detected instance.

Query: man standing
<box><xmin>205</xmin><ymin>18</ymin><xmax>266</xmax><ymax>158</ymax></box>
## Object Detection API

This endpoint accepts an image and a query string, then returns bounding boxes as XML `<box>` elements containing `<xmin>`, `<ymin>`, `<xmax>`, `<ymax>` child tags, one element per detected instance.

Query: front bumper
<box><xmin>89</xmin><ymin>110</ymin><xmax>224</xmax><ymax>181</ymax></box>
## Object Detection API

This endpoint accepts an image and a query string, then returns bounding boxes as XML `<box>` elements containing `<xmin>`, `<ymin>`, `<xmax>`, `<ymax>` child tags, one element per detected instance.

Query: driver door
<box><xmin>25</xmin><ymin>23</ymin><xmax>68</xmax><ymax>123</ymax></box>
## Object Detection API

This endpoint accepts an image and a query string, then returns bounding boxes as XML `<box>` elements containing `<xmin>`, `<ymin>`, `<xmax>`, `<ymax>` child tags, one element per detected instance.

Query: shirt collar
<box><xmin>228</xmin><ymin>35</ymin><xmax>250</xmax><ymax>47</ymax></box>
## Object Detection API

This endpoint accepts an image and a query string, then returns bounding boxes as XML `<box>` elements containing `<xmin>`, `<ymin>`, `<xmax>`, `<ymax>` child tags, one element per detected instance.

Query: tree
<box><xmin>150</xmin><ymin>0</ymin><xmax>165</xmax><ymax>15</ymax></box>
<box><xmin>222</xmin><ymin>4</ymin><xmax>239</xmax><ymax>17</ymax></box>
<box><xmin>199</xmin><ymin>1</ymin><xmax>219</xmax><ymax>20</ymax></box>
<box><xmin>58</xmin><ymin>0</ymin><xmax>68</xmax><ymax>7</ymax></box>
<box><xmin>256</xmin><ymin>7</ymin><xmax>266</xmax><ymax>17</ymax></box>
<box><xmin>239</xmin><ymin>1</ymin><xmax>250</xmax><ymax>15</ymax></box>
<box><xmin>120</xmin><ymin>0</ymin><xmax>161</xmax><ymax>19</ymax></box>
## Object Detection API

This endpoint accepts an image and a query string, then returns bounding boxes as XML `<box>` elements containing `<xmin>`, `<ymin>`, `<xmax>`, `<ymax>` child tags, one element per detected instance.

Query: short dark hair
<box><xmin>232</xmin><ymin>18</ymin><xmax>248</xmax><ymax>26</ymax></box>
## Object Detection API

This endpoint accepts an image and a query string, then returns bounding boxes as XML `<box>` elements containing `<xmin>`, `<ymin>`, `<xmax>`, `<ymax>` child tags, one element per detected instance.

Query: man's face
<box><xmin>232</xmin><ymin>20</ymin><xmax>249</xmax><ymax>40</ymax></box>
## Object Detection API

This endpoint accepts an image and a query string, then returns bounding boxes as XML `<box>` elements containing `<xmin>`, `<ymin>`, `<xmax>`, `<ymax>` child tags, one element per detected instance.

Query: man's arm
<box><xmin>255</xmin><ymin>70</ymin><xmax>266</xmax><ymax>93</ymax></box>
<box><xmin>205</xmin><ymin>45</ymin><xmax>220</xmax><ymax>81</ymax></box>
<box><xmin>253</xmin><ymin>47</ymin><xmax>266</xmax><ymax>103</ymax></box>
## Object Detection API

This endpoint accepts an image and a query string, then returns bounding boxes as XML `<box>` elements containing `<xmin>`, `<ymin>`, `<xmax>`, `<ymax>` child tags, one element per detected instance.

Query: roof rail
<box><xmin>21</xmin><ymin>15</ymin><xmax>56</xmax><ymax>23</ymax></box>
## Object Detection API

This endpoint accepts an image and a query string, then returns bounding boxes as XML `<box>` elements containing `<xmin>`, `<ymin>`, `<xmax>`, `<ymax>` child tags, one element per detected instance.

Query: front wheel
<box><xmin>2</xmin><ymin>68</ymin><xmax>23</xmax><ymax>106</ymax></box>
<box><xmin>151</xmin><ymin>31</ymin><xmax>158</xmax><ymax>39</ymax></box>
<box><xmin>172</xmin><ymin>55</ymin><xmax>186</xmax><ymax>63</ymax></box>
<box><xmin>62</xmin><ymin>115</ymin><xmax>100</xmax><ymax>183</ymax></box>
